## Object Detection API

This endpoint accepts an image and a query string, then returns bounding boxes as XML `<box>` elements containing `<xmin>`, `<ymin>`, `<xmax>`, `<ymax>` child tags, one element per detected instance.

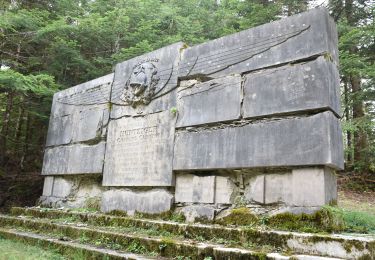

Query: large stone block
<box><xmin>42</xmin><ymin>176</ymin><xmax>54</xmax><ymax>196</ymax></box>
<box><xmin>292</xmin><ymin>167</ymin><xmax>337</xmax><ymax>206</ymax></box>
<box><xmin>243</xmin><ymin>57</ymin><xmax>340</xmax><ymax>118</ymax></box>
<box><xmin>41</xmin><ymin>142</ymin><xmax>106</xmax><ymax>175</ymax></box>
<box><xmin>243</xmin><ymin>168</ymin><xmax>337</xmax><ymax>207</ymax></box>
<box><xmin>173</xmin><ymin>111</ymin><xmax>344</xmax><ymax>170</ymax></box>
<box><xmin>39</xmin><ymin>176</ymin><xmax>104</xmax><ymax>208</ymax></box>
<box><xmin>175</xmin><ymin>174</ymin><xmax>215</xmax><ymax>203</ymax></box>
<box><xmin>101</xmin><ymin>189</ymin><xmax>173</xmax><ymax>214</ymax></box>
<box><xmin>52</xmin><ymin>177</ymin><xmax>74</xmax><ymax>197</ymax></box>
<box><xmin>110</xmin><ymin>42</ymin><xmax>184</xmax><ymax>118</ymax></box>
<box><xmin>244</xmin><ymin>175</ymin><xmax>265</xmax><ymax>204</ymax></box>
<box><xmin>215</xmin><ymin>176</ymin><xmax>237</xmax><ymax>204</ymax></box>
<box><xmin>179</xmin><ymin>8</ymin><xmax>338</xmax><ymax>79</ymax></box>
<box><xmin>176</xmin><ymin>75</ymin><xmax>241</xmax><ymax>127</ymax></box>
<box><xmin>264</xmin><ymin>173</ymin><xmax>293</xmax><ymax>204</ymax></box>
<box><xmin>46</xmin><ymin>73</ymin><xmax>113</xmax><ymax>147</ymax></box>
<box><xmin>103</xmin><ymin>110</ymin><xmax>176</xmax><ymax>186</ymax></box>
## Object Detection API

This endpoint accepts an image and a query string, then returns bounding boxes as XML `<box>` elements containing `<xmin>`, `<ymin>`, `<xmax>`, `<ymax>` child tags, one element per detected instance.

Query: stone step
<box><xmin>11</xmin><ymin>207</ymin><xmax>375</xmax><ymax>259</ymax></box>
<box><xmin>0</xmin><ymin>214</ymin><xmax>345</xmax><ymax>260</ymax></box>
<box><xmin>0</xmin><ymin>228</ymin><xmax>157</xmax><ymax>260</ymax></box>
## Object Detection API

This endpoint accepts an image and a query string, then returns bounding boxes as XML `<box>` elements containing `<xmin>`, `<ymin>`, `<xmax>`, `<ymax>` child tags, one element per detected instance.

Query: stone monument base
<box><xmin>39</xmin><ymin>167</ymin><xmax>336</xmax><ymax>222</ymax></box>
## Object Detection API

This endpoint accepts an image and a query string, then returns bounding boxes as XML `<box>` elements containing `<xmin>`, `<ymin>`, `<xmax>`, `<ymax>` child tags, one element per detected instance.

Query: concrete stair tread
<box><xmin>0</xmin><ymin>228</ymin><xmax>161</xmax><ymax>260</ymax></box>
<box><xmin>0</xmin><ymin>227</ymin><xmax>344</xmax><ymax>260</ymax></box>
<box><xmin>12</xmin><ymin>207</ymin><xmax>375</xmax><ymax>242</ymax></box>
<box><xmin>7</xmin><ymin>207</ymin><xmax>375</xmax><ymax>259</ymax></box>
<box><xmin>0</xmin><ymin>214</ymin><xmax>346</xmax><ymax>260</ymax></box>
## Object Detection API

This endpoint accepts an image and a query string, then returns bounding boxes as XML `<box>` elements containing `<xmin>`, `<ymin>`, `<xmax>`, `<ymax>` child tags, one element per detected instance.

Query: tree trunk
<box><xmin>343</xmin><ymin>80</ymin><xmax>352</xmax><ymax>165</ymax></box>
<box><xmin>351</xmin><ymin>75</ymin><xmax>368</xmax><ymax>167</ymax></box>
<box><xmin>0</xmin><ymin>91</ymin><xmax>14</xmax><ymax>166</ymax></box>
<box><xmin>20</xmin><ymin>111</ymin><xmax>31</xmax><ymax>171</ymax></box>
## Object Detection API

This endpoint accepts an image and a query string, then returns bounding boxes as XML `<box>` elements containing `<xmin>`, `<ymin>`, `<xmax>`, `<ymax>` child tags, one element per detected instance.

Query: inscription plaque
<box><xmin>103</xmin><ymin>110</ymin><xmax>176</xmax><ymax>186</ymax></box>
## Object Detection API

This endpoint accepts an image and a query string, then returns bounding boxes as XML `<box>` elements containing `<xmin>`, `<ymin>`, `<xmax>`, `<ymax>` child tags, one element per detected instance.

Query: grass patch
<box><xmin>342</xmin><ymin>209</ymin><xmax>375</xmax><ymax>234</ymax></box>
<box><xmin>0</xmin><ymin>237</ymin><xmax>66</xmax><ymax>260</ymax></box>
<box><xmin>265</xmin><ymin>206</ymin><xmax>375</xmax><ymax>234</ymax></box>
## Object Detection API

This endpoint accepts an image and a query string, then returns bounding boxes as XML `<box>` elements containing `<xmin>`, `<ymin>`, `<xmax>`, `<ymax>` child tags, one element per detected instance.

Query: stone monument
<box><xmin>40</xmin><ymin>8</ymin><xmax>344</xmax><ymax>221</ymax></box>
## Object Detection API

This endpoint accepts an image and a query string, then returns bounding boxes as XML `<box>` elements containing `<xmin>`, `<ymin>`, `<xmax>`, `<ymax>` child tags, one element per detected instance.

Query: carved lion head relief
<box><xmin>120</xmin><ymin>61</ymin><xmax>160</xmax><ymax>107</ymax></box>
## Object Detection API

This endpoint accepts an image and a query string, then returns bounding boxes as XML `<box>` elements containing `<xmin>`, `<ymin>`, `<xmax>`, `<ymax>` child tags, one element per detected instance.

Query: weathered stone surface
<box><xmin>42</xmin><ymin>177</ymin><xmax>54</xmax><ymax>196</ymax></box>
<box><xmin>243</xmin><ymin>57</ymin><xmax>340</xmax><ymax>118</ymax></box>
<box><xmin>177</xmin><ymin>205</ymin><xmax>216</xmax><ymax>223</ymax></box>
<box><xmin>175</xmin><ymin>174</ymin><xmax>193</xmax><ymax>203</ymax></box>
<box><xmin>215</xmin><ymin>176</ymin><xmax>237</xmax><ymax>204</ymax></box>
<box><xmin>292</xmin><ymin>167</ymin><xmax>337</xmax><ymax>206</ymax></box>
<box><xmin>243</xmin><ymin>168</ymin><xmax>337</xmax><ymax>207</ymax></box>
<box><xmin>174</xmin><ymin>111</ymin><xmax>344</xmax><ymax>170</ymax></box>
<box><xmin>192</xmin><ymin>176</ymin><xmax>215</xmax><ymax>203</ymax></box>
<box><xmin>175</xmin><ymin>174</ymin><xmax>237</xmax><ymax>204</ymax></box>
<box><xmin>175</xmin><ymin>174</ymin><xmax>215</xmax><ymax>203</ymax></box>
<box><xmin>45</xmin><ymin>115</ymin><xmax>74</xmax><ymax>146</ymax></box>
<box><xmin>110</xmin><ymin>42</ymin><xmax>184</xmax><ymax>118</ymax></box>
<box><xmin>71</xmin><ymin>108</ymin><xmax>109</xmax><ymax>142</ymax></box>
<box><xmin>39</xmin><ymin>176</ymin><xmax>104</xmax><ymax>208</ymax></box>
<box><xmin>101</xmin><ymin>189</ymin><xmax>173</xmax><ymax>214</ymax></box>
<box><xmin>265</xmin><ymin>173</ymin><xmax>293</xmax><ymax>204</ymax></box>
<box><xmin>52</xmin><ymin>177</ymin><xmax>73</xmax><ymax>198</ymax></box>
<box><xmin>41</xmin><ymin>142</ymin><xmax>106</xmax><ymax>175</ymax></box>
<box><xmin>179</xmin><ymin>8</ymin><xmax>338</xmax><ymax>79</ymax></box>
<box><xmin>46</xmin><ymin>74</ymin><xmax>113</xmax><ymax>146</ymax></box>
<box><xmin>176</xmin><ymin>75</ymin><xmax>241</xmax><ymax>127</ymax></box>
<box><xmin>244</xmin><ymin>175</ymin><xmax>265</xmax><ymax>204</ymax></box>
<box><xmin>103</xmin><ymin>110</ymin><xmax>176</xmax><ymax>187</ymax></box>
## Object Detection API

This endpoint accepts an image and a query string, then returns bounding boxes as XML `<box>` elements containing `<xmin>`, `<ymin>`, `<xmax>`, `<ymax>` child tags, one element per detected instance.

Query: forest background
<box><xmin>0</xmin><ymin>0</ymin><xmax>374</xmax><ymax>201</ymax></box>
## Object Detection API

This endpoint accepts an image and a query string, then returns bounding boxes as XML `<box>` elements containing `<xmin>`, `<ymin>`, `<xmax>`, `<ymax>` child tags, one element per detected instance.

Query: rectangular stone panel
<box><xmin>46</xmin><ymin>73</ymin><xmax>113</xmax><ymax>147</ymax></box>
<box><xmin>244</xmin><ymin>175</ymin><xmax>265</xmax><ymax>204</ymax></box>
<box><xmin>103</xmin><ymin>110</ymin><xmax>176</xmax><ymax>187</ymax></box>
<box><xmin>173</xmin><ymin>111</ymin><xmax>344</xmax><ymax>171</ymax></box>
<box><xmin>175</xmin><ymin>173</ymin><xmax>215</xmax><ymax>203</ymax></box>
<box><xmin>42</xmin><ymin>177</ymin><xmax>54</xmax><ymax>196</ymax></box>
<box><xmin>176</xmin><ymin>76</ymin><xmax>241</xmax><ymax>127</ymax></box>
<box><xmin>264</xmin><ymin>173</ymin><xmax>293</xmax><ymax>204</ymax></box>
<box><xmin>110</xmin><ymin>42</ymin><xmax>184</xmax><ymax>118</ymax></box>
<box><xmin>215</xmin><ymin>176</ymin><xmax>237</xmax><ymax>204</ymax></box>
<box><xmin>179</xmin><ymin>8</ymin><xmax>338</xmax><ymax>79</ymax></box>
<box><xmin>292</xmin><ymin>167</ymin><xmax>337</xmax><ymax>206</ymax></box>
<box><xmin>101</xmin><ymin>189</ymin><xmax>173</xmax><ymax>214</ymax></box>
<box><xmin>41</xmin><ymin>142</ymin><xmax>106</xmax><ymax>175</ymax></box>
<box><xmin>243</xmin><ymin>57</ymin><xmax>340</xmax><ymax>118</ymax></box>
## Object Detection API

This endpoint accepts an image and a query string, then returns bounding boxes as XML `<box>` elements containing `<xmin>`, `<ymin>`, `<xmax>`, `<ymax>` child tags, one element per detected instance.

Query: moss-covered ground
<box><xmin>0</xmin><ymin>237</ymin><xmax>66</xmax><ymax>260</ymax></box>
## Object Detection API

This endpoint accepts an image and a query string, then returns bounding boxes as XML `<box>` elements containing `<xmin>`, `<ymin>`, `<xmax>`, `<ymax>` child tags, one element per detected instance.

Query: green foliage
<box><xmin>0</xmin><ymin>69</ymin><xmax>58</xmax><ymax>96</ymax></box>
<box><xmin>341</xmin><ymin>209</ymin><xmax>375</xmax><ymax>234</ymax></box>
<box><xmin>0</xmin><ymin>0</ymin><xmax>374</xmax><ymax>179</ymax></box>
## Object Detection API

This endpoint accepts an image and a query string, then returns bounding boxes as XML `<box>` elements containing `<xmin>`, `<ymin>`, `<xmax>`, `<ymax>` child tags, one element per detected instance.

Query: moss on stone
<box><xmin>134</xmin><ymin>210</ymin><xmax>186</xmax><ymax>223</ymax></box>
<box><xmin>265</xmin><ymin>207</ymin><xmax>345</xmax><ymax>233</ymax></box>
<box><xmin>106</xmin><ymin>210</ymin><xmax>127</xmax><ymax>217</ymax></box>
<box><xmin>216</xmin><ymin>207</ymin><xmax>259</xmax><ymax>226</ymax></box>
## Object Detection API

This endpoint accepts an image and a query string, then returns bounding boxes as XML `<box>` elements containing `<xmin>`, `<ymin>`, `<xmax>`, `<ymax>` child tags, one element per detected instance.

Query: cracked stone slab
<box><xmin>176</xmin><ymin>75</ymin><xmax>242</xmax><ymax>127</ymax></box>
<box><xmin>173</xmin><ymin>111</ymin><xmax>344</xmax><ymax>171</ymax></box>
<box><xmin>103</xmin><ymin>110</ymin><xmax>176</xmax><ymax>187</ymax></box>
<box><xmin>243</xmin><ymin>57</ymin><xmax>340</xmax><ymax>119</ymax></box>
<box><xmin>46</xmin><ymin>73</ymin><xmax>113</xmax><ymax>146</ymax></box>
<box><xmin>179</xmin><ymin>8</ymin><xmax>338</xmax><ymax>79</ymax></box>
<box><xmin>110</xmin><ymin>42</ymin><xmax>185</xmax><ymax>118</ymax></box>
<box><xmin>101</xmin><ymin>189</ymin><xmax>173</xmax><ymax>214</ymax></box>
<box><xmin>41</xmin><ymin>142</ymin><xmax>106</xmax><ymax>175</ymax></box>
